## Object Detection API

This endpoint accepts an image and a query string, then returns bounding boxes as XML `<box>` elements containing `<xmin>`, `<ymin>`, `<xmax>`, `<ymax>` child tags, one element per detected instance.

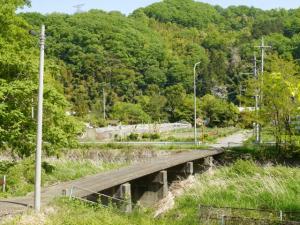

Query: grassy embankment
<box><xmin>0</xmin><ymin>127</ymin><xmax>240</xmax><ymax>198</ymax></box>
<box><xmin>157</xmin><ymin>127</ymin><xmax>240</xmax><ymax>143</ymax></box>
<box><xmin>0</xmin><ymin>158</ymin><xmax>126</xmax><ymax>198</ymax></box>
<box><xmin>3</xmin><ymin>160</ymin><xmax>299</xmax><ymax>225</ymax></box>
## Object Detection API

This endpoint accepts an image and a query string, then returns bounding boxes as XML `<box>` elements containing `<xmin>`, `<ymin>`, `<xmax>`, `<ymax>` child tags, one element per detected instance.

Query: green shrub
<box><xmin>142</xmin><ymin>133</ymin><xmax>150</xmax><ymax>139</ymax></box>
<box><xmin>127</xmin><ymin>133</ymin><xmax>139</xmax><ymax>141</ymax></box>
<box><xmin>5</xmin><ymin>157</ymin><xmax>46</xmax><ymax>196</ymax></box>
<box><xmin>150</xmin><ymin>133</ymin><xmax>160</xmax><ymax>140</ymax></box>
<box><xmin>89</xmin><ymin>117</ymin><xmax>108</xmax><ymax>128</ymax></box>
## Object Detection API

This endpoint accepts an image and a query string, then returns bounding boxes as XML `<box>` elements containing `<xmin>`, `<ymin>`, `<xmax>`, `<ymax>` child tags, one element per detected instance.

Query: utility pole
<box><xmin>255</xmin><ymin>37</ymin><xmax>271</xmax><ymax>100</ymax></box>
<box><xmin>255</xmin><ymin>37</ymin><xmax>271</xmax><ymax>143</ymax></box>
<box><xmin>103</xmin><ymin>86</ymin><xmax>106</xmax><ymax>120</ymax></box>
<box><xmin>73</xmin><ymin>4</ymin><xmax>84</xmax><ymax>13</ymax></box>
<box><xmin>253</xmin><ymin>54</ymin><xmax>260</xmax><ymax>143</ymax></box>
<box><xmin>194</xmin><ymin>62</ymin><xmax>201</xmax><ymax>145</ymax></box>
<box><xmin>34</xmin><ymin>25</ymin><xmax>45</xmax><ymax>212</ymax></box>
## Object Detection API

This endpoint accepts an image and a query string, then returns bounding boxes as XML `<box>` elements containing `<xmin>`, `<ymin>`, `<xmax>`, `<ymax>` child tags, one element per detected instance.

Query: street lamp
<box><xmin>194</xmin><ymin>62</ymin><xmax>201</xmax><ymax>145</ymax></box>
<box><xmin>33</xmin><ymin>25</ymin><xmax>45</xmax><ymax>212</ymax></box>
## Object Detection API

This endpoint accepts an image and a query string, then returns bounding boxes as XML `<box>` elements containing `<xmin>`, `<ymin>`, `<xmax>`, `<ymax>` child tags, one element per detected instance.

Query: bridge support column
<box><xmin>167</xmin><ymin>161</ymin><xmax>194</xmax><ymax>181</ymax></box>
<box><xmin>184</xmin><ymin>162</ymin><xmax>194</xmax><ymax>175</ymax></box>
<box><xmin>204</xmin><ymin>156</ymin><xmax>214</xmax><ymax>173</ymax></box>
<box><xmin>115</xmin><ymin>183</ymin><xmax>132</xmax><ymax>213</ymax></box>
<box><xmin>132</xmin><ymin>170</ymin><xmax>168</xmax><ymax>207</ymax></box>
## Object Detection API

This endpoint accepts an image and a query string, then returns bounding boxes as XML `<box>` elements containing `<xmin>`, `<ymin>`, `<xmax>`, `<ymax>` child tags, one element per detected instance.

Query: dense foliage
<box><xmin>0</xmin><ymin>0</ymin><xmax>82</xmax><ymax>157</ymax></box>
<box><xmin>19</xmin><ymin>0</ymin><xmax>300</xmax><ymax>126</ymax></box>
<box><xmin>2</xmin><ymin>0</ymin><xmax>300</xmax><ymax>155</ymax></box>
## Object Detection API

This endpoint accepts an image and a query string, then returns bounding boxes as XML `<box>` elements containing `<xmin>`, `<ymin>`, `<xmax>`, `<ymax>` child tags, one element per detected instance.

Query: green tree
<box><xmin>0</xmin><ymin>80</ymin><xmax>82</xmax><ymax>157</ymax></box>
<box><xmin>200</xmin><ymin>94</ymin><xmax>239</xmax><ymax>127</ymax></box>
<box><xmin>111</xmin><ymin>102</ymin><xmax>151</xmax><ymax>124</ymax></box>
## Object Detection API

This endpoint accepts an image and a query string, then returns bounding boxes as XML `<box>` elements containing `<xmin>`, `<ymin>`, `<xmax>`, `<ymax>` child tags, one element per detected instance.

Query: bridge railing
<box><xmin>66</xmin><ymin>185</ymin><xmax>136</xmax><ymax>211</ymax></box>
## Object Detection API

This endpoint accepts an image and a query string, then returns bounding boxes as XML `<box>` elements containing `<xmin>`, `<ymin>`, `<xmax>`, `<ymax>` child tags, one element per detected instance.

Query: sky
<box><xmin>20</xmin><ymin>0</ymin><xmax>300</xmax><ymax>15</ymax></box>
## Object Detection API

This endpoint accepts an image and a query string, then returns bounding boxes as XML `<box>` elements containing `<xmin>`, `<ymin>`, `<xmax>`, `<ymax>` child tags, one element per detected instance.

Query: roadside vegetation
<box><xmin>3</xmin><ymin>160</ymin><xmax>299</xmax><ymax>225</ymax></box>
<box><xmin>0</xmin><ymin>158</ymin><xmax>126</xmax><ymax>198</ymax></box>
<box><xmin>1</xmin><ymin>1</ymin><xmax>300</xmax><ymax>224</ymax></box>
<box><xmin>84</xmin><ymin>127</ymin><xmax>241</xmax><ymax>143</ymax></box>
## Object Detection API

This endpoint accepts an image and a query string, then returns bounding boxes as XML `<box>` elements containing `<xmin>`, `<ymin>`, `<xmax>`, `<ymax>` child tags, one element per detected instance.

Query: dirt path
<box><xmin>209</xmin><ymin>130</ymin><xmax>252</xmax><ymax>148</ymax></box>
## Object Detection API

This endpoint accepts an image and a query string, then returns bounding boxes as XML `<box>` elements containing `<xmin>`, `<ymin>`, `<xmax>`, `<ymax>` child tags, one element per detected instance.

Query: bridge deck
<box><xmin>0</xmin><ymin>149</ymin><xmax>223</xmax><ymax>215</ymax></box>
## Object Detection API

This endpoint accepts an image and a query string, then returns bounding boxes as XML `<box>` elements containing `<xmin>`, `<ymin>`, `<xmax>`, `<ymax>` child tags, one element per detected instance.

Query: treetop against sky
<box><xmin>20</xmin><ymin>0</ymin><xmax>300</xmax><ymax>15</ymax></box>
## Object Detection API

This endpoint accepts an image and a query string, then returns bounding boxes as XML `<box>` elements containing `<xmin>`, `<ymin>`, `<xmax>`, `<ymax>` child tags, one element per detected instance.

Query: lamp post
<box><xmin>194</xmin><ymin>62</ymin><xmax>201</xmax><ymax>145</ymax></box>
<box><xmin>34</xmin><ymin>25</ymin><xmax>45</xmax><ymax>212</ymax></box>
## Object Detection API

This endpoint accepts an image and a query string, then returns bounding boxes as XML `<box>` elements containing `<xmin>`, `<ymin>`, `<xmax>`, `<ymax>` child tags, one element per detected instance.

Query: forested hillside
<box><xmin>20</xmin><ymin>0</ymin><xmax>300</xmax><ymax>124</ymax></box>
<box><xmin>1</xmin><ymin>0</ymin><xmax>300</xmax><ymax>156</ymax></box>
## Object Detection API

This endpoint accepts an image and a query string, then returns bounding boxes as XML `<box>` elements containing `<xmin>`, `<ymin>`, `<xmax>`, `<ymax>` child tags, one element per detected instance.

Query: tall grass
<box><xmin>0</xmin><ymin>158</ymin><xmax>126</xmax><ymax>198</ymax></box>
<box><xmin>4</xmin><ymin>160</ymin><xmax>299</xmax><ymax>225</ymax></box>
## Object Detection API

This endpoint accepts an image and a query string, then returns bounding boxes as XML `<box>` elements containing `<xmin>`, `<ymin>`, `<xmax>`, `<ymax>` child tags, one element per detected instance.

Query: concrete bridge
<box><xmin>67</xmin><ymin>149</ymin><xmax>221</xmax><ymax>212</ymax></box>
<box><xmin>0</xmin><ymin>149</ymin><xmax>223</xmax><ymax>216</ymax></box>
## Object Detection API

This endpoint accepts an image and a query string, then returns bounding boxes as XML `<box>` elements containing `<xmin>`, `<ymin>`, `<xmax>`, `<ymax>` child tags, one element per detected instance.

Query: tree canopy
<box><xmin>2</xmin><ymin>0</ymin><xmax>300</xmax><ymax>155</ymax></box>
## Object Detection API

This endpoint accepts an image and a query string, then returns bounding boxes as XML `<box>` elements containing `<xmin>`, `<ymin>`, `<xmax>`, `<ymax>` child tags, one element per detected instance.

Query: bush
<box><xmin>141</xmin><ymin>133</ymin><xmax>160</xmax><ymax>140</ymax></box>
<box><xmin>127</xmin><ymin>133</ymin><xmax>139</xmax><ymax>141</ymax></box>
<box><xmin>89</xmin><ymin>117</ymin><xmax>108</xmax><ymax>128</ymax></box>
<box><xmin>141</xmin><ymin>133</ymin><xmax>150</xmax><ymax>139</ymax></box>
<box><xmin>150</xmin><ymin>133</ymin><xmax>160</xmax><ymax>140</ymax></box>
<box><xmin>5</xmin><ymin>157</ymin><xmax>45</xmax><ymax>196</ymax></box>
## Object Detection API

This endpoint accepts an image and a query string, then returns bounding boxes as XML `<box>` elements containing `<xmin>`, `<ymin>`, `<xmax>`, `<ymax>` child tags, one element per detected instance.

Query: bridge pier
<box><xmin>132</xmin><ymin>170</ymin><xmax>168</xmax><ymax>207</ymax></box>
<box><xmin>167</xmin><ymin>161</ymin><xmax>194</xmax><ymax>181</ymax></box>
<box><xmin>204</xmin><ymin>156</ymin><xmax>214</xmax><ymax>173</ymax></box>
<box><xmin>69</xmin><ymin>151</ymin><xmax>222</xmax><ymax>213</ymax></box>
<box><xmin>115</xmin><ymin>183</ymin><xmax>132</xmax><ymax>213</ymax></box>
<box><xmin>93</xmin><ymin>183</ymin><xmax>132</xmax><ymax>213</ymax></box>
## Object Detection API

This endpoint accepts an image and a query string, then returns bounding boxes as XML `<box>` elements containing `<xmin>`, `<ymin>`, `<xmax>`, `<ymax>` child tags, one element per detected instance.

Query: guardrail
<box><xmin>65</xmin><ymin>185</ymin><xmax>137</xmax><ymax>211</ymax></box>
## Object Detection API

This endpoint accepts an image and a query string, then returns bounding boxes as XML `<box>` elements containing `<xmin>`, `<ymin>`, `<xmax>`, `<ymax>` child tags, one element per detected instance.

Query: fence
<box><xmin>199</xmin><ymin>205</ymin><xmax>300</xmax><ymax>225</ymax></box>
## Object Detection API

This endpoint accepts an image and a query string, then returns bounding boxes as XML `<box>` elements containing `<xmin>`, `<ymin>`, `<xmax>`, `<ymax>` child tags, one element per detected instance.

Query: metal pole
<box><xmin>194</xmin><ymin>62</ymin><xmax>201</xmax><ymax>145</ymax></box>
<box><xmin>261</xmin><ymin>37</ymin><xmax>264</xmax><ymax>74</ymax></box>
<box><xmin>34</xmin><ymin>24</ymin><xmax>45</xmax><ymax>212</ymax></box>
<box><xmin>254</xmin><ymin>54</ymin><xmax>260</xmax><ymax>143</ymax></box>
<box><xmin>103</xmin><ymin>86</ymin><xmax>106</xmax><ymax>120</ymax></box>
<box><xmin>2</xmin><ymin>175</ymin><xmax>6</xmax><ymax>192</ymax></box>
<box><xmin>255</xmin><ymin>37</ymin><xmax>271</xmax><ymax>143</ymax></box>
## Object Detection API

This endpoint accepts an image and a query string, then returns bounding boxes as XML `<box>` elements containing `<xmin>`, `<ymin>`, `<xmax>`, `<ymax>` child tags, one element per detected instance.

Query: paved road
<box><xmin>209</xmin><ymin>130</ymin><xmax>252</xmax><ymax>148</ymax></box>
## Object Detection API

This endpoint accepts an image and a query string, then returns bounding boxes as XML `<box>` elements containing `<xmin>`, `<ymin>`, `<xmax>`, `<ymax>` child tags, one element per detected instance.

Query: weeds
<box><xmin>4</xmin><ymin>160</ymin><xmax>299</xmax><ymax>225</ymax></box>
